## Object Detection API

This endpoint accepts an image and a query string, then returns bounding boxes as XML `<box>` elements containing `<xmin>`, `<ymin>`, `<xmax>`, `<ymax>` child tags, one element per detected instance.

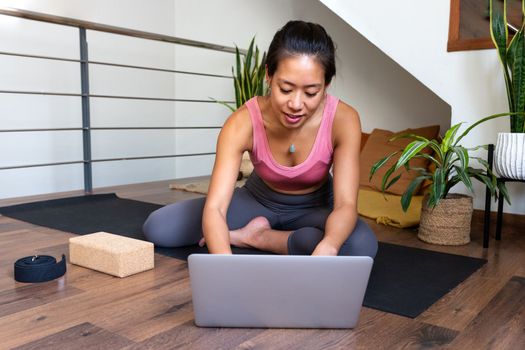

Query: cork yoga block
<box><xmin>69</xmin><ymin>232</ymin><xmax>154</xmax><ymax>277</ymax></box>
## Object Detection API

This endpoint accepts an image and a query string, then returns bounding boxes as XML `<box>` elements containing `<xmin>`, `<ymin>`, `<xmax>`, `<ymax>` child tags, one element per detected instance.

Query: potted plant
<box><xmin>213</xmin><ymin>37</ymin><xmax>267</xmax><ymax>111</ymax></box>
<box><xmin>370</xmin><ymin>114</ymin><xmax>511</xmax><ymax>245</ymax></box>
<box><xmin>490</xmin><ymin>0</ymin><xmax>525</xmax><ymax>179</ymax></box>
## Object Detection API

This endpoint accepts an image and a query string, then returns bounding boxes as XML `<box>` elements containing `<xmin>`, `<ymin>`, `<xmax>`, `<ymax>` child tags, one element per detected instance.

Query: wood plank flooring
<box><xmin>0</xmin><ymin>179</ymin><xmax>523</xmax><ymax>349</ymax></box>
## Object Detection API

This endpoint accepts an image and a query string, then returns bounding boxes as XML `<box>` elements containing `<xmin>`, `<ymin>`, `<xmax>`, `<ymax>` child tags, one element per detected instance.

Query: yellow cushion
<box><xmin>357</xmin><ymin>188</ymin><xmax>423</xmax><ymax>228</ymax></box>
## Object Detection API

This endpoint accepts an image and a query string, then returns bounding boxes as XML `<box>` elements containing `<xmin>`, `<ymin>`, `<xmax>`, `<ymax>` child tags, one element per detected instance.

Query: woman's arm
<box><xmin>312</xmin><ymin>102</ymin><xmax>361</xmax><ymax>256</ymax></box>
<box><xmin>202</xmin><ymin>107</ymin><xmax>251</xmax><ymax>254</ymax></box>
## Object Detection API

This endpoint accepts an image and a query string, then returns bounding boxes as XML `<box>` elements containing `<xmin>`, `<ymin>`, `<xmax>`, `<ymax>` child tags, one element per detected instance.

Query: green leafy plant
<box><xmin>490</xmin><ymin>0</ymin><xmax>525</xmax><ymax>132</ymax></box>
<box><xmin>213</xmin><ymin>37</ymin><xmax>267</xmax><ymax>112</ymax></box>
<box><xmin>369</xmin><ymin>113</ymin><xmax>513</xmax><ymax>212</ymax></box>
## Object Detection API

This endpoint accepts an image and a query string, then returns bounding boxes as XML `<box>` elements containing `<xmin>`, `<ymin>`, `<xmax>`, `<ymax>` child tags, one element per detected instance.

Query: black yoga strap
<box><xmin>14</xmin><ymin>254</ymin><xmax>67</xmax><ymax>283</ymax></box>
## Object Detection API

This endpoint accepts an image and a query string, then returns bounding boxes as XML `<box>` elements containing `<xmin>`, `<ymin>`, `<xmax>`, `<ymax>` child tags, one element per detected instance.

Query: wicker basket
<box><xmin>418</xmin><ymin>193</ymin><xmax>473</xmax><ymax>245</ymax></box>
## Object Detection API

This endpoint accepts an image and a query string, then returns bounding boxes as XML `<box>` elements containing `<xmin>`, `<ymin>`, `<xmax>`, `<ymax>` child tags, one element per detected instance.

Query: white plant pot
<box><xmin>494</xmin><ymin>132</ymin><xmax>525</xmax><ymax>180</ymax></box>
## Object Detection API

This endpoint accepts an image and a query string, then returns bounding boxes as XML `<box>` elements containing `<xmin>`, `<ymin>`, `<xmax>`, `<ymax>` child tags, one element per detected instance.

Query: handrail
<box><xmin>0</xmin><ymin>7</ymin><xmax>233</xmax><ymax>194</ymax></box>
<box><xmin>0</xmin><ymin>152</ymin><xmax>217</xmax><ymax>171</ymax></box>
<box><xmin>0</xmin><ymin>127</ymin><xmax>222</xmax><ymax>133</ymax></box>
<box><xmin>0</xmin><ymin>90</ymin><xmax>234</xmax><ymax>103</ymax></box>
<box><xmin>0</xmin><ymin>7</ymin><xmax>243</xmax><ymax>54</ymax></box>
<box><xmin>0</xmin><ymin>51</ymin><xmax>233</xmax><ymax>79</ymax></box>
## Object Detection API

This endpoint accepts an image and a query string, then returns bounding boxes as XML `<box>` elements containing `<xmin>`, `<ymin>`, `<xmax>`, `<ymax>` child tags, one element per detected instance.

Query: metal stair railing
<box><xmin>0</xmin><ymin>7</ymin><xmax>238</xmax><ymax>194</ymax></box>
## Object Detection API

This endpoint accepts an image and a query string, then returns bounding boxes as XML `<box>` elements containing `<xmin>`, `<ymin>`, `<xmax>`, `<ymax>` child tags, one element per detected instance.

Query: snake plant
<box><xmin>370</xmin><ymin>113</ymin><xmax>514</xmax><ymax>212</ymax></box>
<box><xmin>490</xmin><ymin>0</ymin><xmax>525</xmax><ymax>132</ymax></box>
<box><xmin>214</xmin><ymin>37</ymin><xmax>267</xmax><ymax>111</ymax></box>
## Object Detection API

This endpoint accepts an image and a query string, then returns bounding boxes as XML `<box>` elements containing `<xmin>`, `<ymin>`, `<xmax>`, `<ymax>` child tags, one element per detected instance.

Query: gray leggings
<box><xmin>143</xmin><ymin>173</ymin><xmax>378</xmax><ymax>258</ymax></box>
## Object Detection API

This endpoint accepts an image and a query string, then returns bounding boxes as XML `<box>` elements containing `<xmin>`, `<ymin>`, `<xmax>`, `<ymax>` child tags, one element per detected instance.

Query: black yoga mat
<box><xmin>1</xmin><ymin>193</ymin><xmax>487</xmax><ymax>318</ymax></box>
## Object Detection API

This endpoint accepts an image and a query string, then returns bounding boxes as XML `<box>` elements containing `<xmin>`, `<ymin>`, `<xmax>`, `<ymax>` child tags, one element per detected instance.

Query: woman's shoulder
<box><xmin>224</xmin><ymin>95</ymin><xmax>266</xmax><ymax>129</ymax></box>
<box><xmin>333</xmin><ymin>98</ymin><xmax>359</xmax><ymax>120</ymax></box>
<box><xmin>220</xmin><ymin>103</ymin><xmax>254</xmax><ymax>150</ymax></box>
<box><xmin>332</xmin><ymin>98</ymin><xmax>360</xmax><ymax>128</ymax></box>
<box><xmin>331</xmin><ymin>98</ymin><xmax>361</xmax><ymax>145</ymax></box>
<box><xmin>223</xmin><ymin>103</ymin><xmax>252</xmax><ymax>129</ymax></box>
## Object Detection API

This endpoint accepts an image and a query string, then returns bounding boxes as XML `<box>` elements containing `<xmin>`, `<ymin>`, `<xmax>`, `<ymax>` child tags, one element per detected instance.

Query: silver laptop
<box><xmin>188</xmin><ymin>254</ymin><xmax>373</xmax><ymax>329</ymax></box>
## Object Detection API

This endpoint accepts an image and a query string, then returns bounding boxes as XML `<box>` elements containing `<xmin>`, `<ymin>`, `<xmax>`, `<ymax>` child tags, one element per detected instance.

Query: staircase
<box><xmin>320</xmin><ymin>0</ymin><xmax>525</xmax><ymax>215</ymax></box>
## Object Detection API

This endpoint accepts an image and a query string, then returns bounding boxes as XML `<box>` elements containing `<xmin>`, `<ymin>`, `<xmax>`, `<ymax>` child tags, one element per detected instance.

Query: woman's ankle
<box><xmin>230</xmin><ymin>216</ymin><xmax>270</xmax><ymax>248</ymax></box>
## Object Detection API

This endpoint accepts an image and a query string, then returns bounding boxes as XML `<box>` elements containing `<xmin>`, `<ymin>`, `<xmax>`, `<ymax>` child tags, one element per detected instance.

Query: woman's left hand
<box><xmin>311</xmin><ymin>239</ymin><xmax>339</xmax><ymax>256</ymax></box>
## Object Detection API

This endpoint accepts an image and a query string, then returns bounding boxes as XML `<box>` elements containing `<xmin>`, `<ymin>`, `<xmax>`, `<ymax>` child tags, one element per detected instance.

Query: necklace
<box><xmin>286</xmin><ymin>116</ymin><xmax>312</xmax><ymax>154</ymax></box>
<box><xmin>288</xmin><ymin>128</ymin><xmax>302</xmax><ymax>154</ymax></box>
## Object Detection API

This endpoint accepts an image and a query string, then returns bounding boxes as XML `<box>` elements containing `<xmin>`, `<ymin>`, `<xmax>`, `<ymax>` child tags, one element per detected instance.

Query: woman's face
<box><xmin>267</xmin><ymin>54</ymin><xmax>327</xmax><ymax>129</ymax></box>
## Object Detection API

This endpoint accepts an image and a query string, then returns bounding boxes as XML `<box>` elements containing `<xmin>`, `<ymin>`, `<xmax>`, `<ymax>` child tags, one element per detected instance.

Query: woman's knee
<box><xmin>287</xmin><ymin>227</ymin><xmax>324</xmax><ymax>255</ymax></box>
<box><xmin>143</xmin><ymin>197</ymin><xmax>206</xmax><ymax>247</ymax></box>
<box><xmin>143</xmin><ymin>207</ymin><xmax>173</xmax><ymax>246</ymax></box>
<box><xmin>339</xmin><ymin>218</ymin><xmax>378</xmax><ymax>258</ymax></box>
<box><xmin>287</xmin><ymin>220</ymin><xmax>377</xmax><ymax>257</ymax></box>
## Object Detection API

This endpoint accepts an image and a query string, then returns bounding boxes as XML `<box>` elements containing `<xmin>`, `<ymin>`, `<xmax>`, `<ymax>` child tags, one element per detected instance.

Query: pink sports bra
<box><xmin>245</xmin><ymin>94</ymin><xmax>339</xmax><ymax>191</ymax></box>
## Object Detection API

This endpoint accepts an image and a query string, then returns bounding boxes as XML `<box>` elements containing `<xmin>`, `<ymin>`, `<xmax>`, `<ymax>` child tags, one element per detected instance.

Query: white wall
<box><xmin>0</xmin><ymin>0</ymin><xmax>449</xmax><ymax>200</ymax></box>
<box><xmin>172</xmin><ymin>0</ymin><xmax>451</xmax><ymax>133</ymax></box>
<box><xmin>320</xmin><ymin>0</ymin><xmax>525</xmax><ymax>214</ymax></box>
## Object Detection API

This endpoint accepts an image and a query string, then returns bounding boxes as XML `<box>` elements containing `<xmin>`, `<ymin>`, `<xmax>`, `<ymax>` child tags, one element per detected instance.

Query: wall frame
<box><xmin>448</xmin><ymin>0</ymin><xmax>522</xmax><ymax>52</ymax></box>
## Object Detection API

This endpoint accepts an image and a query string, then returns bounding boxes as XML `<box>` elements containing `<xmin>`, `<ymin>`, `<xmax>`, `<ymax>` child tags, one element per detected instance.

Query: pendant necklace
<box><xmin>288</xmin><ymin>128</ymin><xmax>302</xmax><ymax>154</ymax></box>
<box><xmin>288</xmin><ymin>119</ymin><xmax>309</xmax><ymax>154</ymax></box>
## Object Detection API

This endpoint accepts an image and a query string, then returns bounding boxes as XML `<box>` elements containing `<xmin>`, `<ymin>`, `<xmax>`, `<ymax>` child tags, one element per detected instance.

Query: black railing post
<box><xmin>79</xmin><ymin>27</ymin><xmax>93</xmax><ymax>193</ymax></box>
<box><xmin>483</xmin><ymin>143</ymin><xmax>494</xmax><ymax>248</ymax></box>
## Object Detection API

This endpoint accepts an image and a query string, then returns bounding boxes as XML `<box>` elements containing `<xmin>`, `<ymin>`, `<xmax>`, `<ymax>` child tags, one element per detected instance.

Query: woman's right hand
<box><xmin>202</xmin><ymin>106</ymin><xmax>251</xmax><ymax>254</ymax></box>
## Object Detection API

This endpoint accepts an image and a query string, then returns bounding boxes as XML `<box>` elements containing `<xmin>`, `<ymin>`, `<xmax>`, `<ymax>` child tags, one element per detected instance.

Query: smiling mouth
<box><xmin>284</xmin><ymin>113</ymin><xmax>304</xmax><ymax>124</ymax></box>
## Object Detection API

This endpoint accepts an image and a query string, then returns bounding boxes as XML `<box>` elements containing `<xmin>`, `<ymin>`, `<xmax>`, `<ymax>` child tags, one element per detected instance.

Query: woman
<box><xmin>143</xmin><ymin>20</ymin><xmax>377</xmax><ymax>258</ymax></box>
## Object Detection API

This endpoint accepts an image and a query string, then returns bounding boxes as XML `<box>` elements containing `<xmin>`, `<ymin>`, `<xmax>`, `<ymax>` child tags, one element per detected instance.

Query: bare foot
<box><xmin>230</xmin><ymin>216</ymin><xmax>271</xmax><ymax>248</ymax></box>
<box><xmin>198</xmin><ymin>216</ymin><xmax>271</xmax><ymax>248</ymax></box>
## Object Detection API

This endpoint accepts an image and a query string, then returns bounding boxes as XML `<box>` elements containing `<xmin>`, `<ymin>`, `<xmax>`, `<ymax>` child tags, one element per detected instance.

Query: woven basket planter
<box><xmin>418</xmin><ymin>194</ymin><xmax>473</xmax><ymax>245</ymax></box>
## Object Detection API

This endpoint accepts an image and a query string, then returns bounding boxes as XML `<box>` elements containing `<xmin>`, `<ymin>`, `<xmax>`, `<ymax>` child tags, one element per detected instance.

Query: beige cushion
<box><xmin>69</xmin><ymin>232</ymin><xmax>154</xmax><ymax>278</ymax></box>
<box><xmin>359</xmin><ymin>125</ymin><xmax>440</xmax><ymax>195</ymax></box>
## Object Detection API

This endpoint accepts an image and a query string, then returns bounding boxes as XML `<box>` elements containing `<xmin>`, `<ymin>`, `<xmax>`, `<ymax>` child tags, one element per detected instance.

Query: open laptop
<box><xmin>188</xmin><ymin>254</ymin><xmax>373</xmax><ymax>328</ymax></box>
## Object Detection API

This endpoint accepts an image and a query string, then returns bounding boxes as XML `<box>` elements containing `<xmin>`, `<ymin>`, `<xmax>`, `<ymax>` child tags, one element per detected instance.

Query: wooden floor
<box><xmin>0</xmin><ymin>179</ymin><xmax>524</xmax><ymax>349</ymax></box>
